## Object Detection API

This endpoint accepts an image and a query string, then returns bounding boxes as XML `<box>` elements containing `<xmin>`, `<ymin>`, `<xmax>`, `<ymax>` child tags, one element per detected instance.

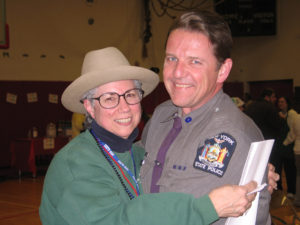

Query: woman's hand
<box><xmin>208</xmin><ymin>181</ymin><xmax>257</xmax><ymax>218</ymax></box>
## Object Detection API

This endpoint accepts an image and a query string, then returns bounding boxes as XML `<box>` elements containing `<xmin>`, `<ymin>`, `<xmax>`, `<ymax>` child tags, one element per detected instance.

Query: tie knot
<box><xmin>173</xmin><ymin>117</ymin><xmax>182</xmax><ymax>130</ymax></box>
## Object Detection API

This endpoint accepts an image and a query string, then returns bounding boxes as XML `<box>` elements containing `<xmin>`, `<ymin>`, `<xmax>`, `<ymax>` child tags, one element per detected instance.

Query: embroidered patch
<box><xmin>193</xmin><ymin>133</ymin><xmax>236</xmax><ymax>177</ymax></box>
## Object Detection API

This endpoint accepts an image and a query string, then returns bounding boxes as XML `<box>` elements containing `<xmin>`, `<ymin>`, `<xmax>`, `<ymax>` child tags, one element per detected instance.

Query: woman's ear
<box><xmin>217</xmin><ymin>58</ymin><xmax>232</xmax><ymax>83</ymax></box>
<box><xmin>83</xmin><ymin>99</ymin><xmax>95</xmax><ymax>119</ymax></box>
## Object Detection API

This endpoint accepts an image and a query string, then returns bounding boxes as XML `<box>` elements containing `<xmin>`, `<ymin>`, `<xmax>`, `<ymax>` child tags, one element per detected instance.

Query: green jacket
<box><xmin>39</xmin><ymin>130</ymin><xmax>218</xmax><ymax>225</ymax></box>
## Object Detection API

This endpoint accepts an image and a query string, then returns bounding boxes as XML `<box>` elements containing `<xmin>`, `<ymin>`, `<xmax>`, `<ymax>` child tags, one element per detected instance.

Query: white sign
<box><xmin>6</xmin><ymin>92</ymin><xmax>17</xmax><ymax>104</ymax></box>
<box><xmin>27</xmin><ymin>92</ymin><xmax>38</xmax><ymax>103</ymax></box>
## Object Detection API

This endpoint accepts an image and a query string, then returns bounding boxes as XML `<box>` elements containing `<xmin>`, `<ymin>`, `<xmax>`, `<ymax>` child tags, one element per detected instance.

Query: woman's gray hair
<box><xmin>81</xmin><ymin>80</ymin><xmax>142</xmax><ymax>129</ymax></box>
<box><xmin>134</xmin><ymin>80</ymin><xmax>142</xmax><ymax>89</ymax></box>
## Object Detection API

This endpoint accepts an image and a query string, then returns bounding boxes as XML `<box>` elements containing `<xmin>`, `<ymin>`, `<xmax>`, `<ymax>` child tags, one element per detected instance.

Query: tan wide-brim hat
<box><xmin>62</xmin><ymin>47</ymin><xmax>159</xmax><ymax>113</ymax></box>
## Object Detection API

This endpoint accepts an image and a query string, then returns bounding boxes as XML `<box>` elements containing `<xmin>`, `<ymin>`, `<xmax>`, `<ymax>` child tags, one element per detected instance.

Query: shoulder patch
<box><xmin>193</xmin><ymin>133</ymin><xmax>236</xmax><ymax>177</ymax></box>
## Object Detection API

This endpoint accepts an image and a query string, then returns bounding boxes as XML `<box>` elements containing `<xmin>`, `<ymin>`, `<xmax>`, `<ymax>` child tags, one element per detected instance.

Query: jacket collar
<box><xmin>90</xmin><ymin>120</ymin><xmax>138</xmax><ymax>153</ymax></box>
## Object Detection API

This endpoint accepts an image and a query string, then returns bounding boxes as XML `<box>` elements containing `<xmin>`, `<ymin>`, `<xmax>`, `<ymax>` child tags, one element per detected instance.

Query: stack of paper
<box><xmin>225</xmin><ymin>139</ymin><xmax>274</xmax><ymax>225</ymax></box>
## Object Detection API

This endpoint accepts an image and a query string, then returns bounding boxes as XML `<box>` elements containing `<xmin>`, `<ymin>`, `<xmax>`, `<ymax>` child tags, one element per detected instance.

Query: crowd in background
<box><xmin>232</xmin><ymin>88</ymin><xmax>300</xmax><ymax>207</ymax></box>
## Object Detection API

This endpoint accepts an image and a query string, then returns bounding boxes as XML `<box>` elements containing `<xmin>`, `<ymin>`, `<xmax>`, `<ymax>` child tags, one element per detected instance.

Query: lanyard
<box><xmin>91</xmin><ymin>129</ymin><xmax>140</xmax><ymax>196</ymax></box>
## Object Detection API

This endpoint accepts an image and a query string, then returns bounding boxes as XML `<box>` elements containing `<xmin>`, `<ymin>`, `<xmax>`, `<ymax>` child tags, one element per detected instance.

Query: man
<box><xmin>245</xmin><ymin>88</ymin><xmax>284</xmax><ymax>189</ymax></box>
<box><xmin>245</xmin><ymin>88</ymin><xmax>283</xmax><ymax>140</ymax></box>
<box><xmin>140</xmin><ymin>11</ymin><xmax>272</xmax><ymax>224</ymax></box>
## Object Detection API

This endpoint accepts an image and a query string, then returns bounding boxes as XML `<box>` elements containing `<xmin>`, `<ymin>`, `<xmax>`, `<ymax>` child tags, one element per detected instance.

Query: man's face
<box><xmin>84</xmin><ymin>80</ymin><xmax>141</xmax><ymax>139</ymax></box>
<box><xmin>270</xmin><ymin>93</ymin><xmax>277</xmax><ymax>104</ymax></box>
<box><xmin>163</xmin><ymin>29</ymin><xmax>232</xmax><ymax>114</ymax></box>
<box><xmin>265</xmin><ymin>93</ymin><xmax>277</xmax><ymax>105</ymax></box>
<box><xmin>278</xmin><ymin>97</ymin><xmax>287</xmax><ymax>111</ymax></box>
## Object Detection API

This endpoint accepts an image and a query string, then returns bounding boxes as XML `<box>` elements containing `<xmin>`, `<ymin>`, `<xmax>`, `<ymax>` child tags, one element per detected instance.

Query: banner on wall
<box><xmin>27</xmin><ymin>92</ymin><xmax>38</xmax><ymax>103</ymax></box>
<box><xmin>43</xmin><ymin>138</ymin><xmax>55</xmax><ymax>150</ymax></box>
<box><xmin>6</xmin><ymin>92</ymin><xmax>17</xmax><ymax>104</ymax></box>
<box><xmin>48</xmin><ymin>93</ymin><xmax>58</xmax><ymax>104</ymax></box>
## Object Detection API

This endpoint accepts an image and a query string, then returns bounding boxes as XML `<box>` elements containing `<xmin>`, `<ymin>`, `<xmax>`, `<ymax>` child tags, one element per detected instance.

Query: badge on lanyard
<box><xmin>193</xmin><ymin>133</ymin><xmax>236</xmax><ymax>177</ymax></box>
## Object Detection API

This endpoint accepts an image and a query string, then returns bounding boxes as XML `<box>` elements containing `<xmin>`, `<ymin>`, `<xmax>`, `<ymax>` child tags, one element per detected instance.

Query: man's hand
<box><xmin>208</xmin><ymin>181</ymin><xmax>257</xmax><ymax>218</ymax></box>
<box><xmin>279</xmin><ymin>111</ymin><xmax>286</xmax><ymax>119</ymax></box>
<box><xmin>267</xmin><ymin>163</ymin><xmax>280</xmax><ymax>194</ymax></box>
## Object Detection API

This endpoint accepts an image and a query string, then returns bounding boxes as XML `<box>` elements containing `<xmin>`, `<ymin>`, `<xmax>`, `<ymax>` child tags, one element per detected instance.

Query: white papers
<box><xmin>225</xmin><ymin>139</ymin><xmax>274</xmax><ymax>225</ymax></box>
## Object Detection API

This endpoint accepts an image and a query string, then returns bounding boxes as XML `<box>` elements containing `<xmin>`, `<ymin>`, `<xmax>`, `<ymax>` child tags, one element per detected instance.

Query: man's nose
<box><xmin>174</xmin><ymin>61</ymin><xmax>186</xmax><ymax>78</ymax></box>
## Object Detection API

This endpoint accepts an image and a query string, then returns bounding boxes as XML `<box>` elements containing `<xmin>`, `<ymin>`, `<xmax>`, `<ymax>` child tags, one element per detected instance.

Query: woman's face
<box><xmin>278</xmin><ymin>97</ymin><xmax>288</xmax><ymax>111</ymax></box>
<box><xmin>84</xmin><ymin>80</ymin><xmax>141</xmax><ymax>139</ymax></box>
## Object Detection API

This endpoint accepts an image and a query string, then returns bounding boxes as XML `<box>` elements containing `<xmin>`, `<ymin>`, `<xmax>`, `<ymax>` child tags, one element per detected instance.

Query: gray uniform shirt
<box><xmin>140</xmin><ymin>90</ymin><xmax>271</xmax><ymax>225</ymax></box>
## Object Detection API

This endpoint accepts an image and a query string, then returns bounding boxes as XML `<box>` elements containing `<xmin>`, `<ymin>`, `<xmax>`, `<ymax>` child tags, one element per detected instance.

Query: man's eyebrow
<box><xmin>188</xmin><ymin>56</ymin><xmax>205</xmax><ymax>62</ymax></box>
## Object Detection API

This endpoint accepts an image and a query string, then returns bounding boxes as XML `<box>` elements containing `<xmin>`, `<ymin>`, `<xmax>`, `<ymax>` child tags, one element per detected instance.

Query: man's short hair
<box><xmin>168</xmin><ymin>10</ymin><xmax>233</xmax><ymax>67</ymax></box>
<box><xmin>260</xmin><ymin>88</ymin><xmax>275</xmax><ymax>98</ymax></box>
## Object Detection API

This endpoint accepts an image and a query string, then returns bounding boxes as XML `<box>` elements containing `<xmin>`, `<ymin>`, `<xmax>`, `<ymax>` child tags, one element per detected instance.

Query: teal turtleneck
<box><xmin>90</xmin><ymin>120</ymin><xmax>138</xmax><ymax>153</ymax></box>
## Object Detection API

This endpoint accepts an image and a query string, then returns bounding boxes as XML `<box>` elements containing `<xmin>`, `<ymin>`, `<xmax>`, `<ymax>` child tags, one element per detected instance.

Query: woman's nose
<box><xmin>118</xmin><ymin>96</ymin><xmax>130</xmax><ymax>111</ymax></box>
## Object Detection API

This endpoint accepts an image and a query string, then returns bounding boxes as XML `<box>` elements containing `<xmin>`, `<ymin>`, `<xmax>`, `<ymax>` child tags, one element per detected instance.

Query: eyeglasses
<box><xmin>89</xmin><ymin>88</ymin><xmax>144</xmax><ymax>109</ymax></box>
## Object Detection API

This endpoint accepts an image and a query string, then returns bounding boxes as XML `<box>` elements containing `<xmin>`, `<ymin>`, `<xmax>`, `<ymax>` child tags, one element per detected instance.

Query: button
<box><xmin>185</xmin><ymin>117</ymin><xmax>192</xmax><ymax>123</ymax></box>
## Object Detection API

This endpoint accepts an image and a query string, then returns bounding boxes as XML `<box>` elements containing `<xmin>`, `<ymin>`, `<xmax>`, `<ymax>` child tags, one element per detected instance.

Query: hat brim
<box><xmin>61</xmin><ymin>65</ymin><xmax>159</xmax><ymax>113</ymax></box>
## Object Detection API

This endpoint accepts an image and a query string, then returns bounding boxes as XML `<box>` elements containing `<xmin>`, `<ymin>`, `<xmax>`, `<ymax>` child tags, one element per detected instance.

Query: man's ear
<box><xmin>83</xmin><ymin>99</ymin><xmax>95</xmax><ymax>119</ymax></box>
<box><xmin>217</xmin><ymin>58</ymin><xmax>232</xmax><ymax>83</ymax></box>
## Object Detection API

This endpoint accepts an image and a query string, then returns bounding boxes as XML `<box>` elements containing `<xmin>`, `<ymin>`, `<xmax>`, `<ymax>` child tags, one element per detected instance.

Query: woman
<box><xmin>279</xmin><ymin>97</ymin><xmax>300</xmax><ymax>205</ymax></box>
<box><xmin>39</xmin><ymin>47</ymin><xmax>258</xmax><ymax>225</ymax></box>
<box><xmin>277</xmin><ymin>96</ymin><xmax>298</xmax><ymax>198</ymax></box>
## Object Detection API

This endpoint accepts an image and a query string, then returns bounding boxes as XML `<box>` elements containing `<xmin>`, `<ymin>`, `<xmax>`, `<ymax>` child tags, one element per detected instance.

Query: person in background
<box><xmin>244</xmin><ymin>92</ymin><xmax>254</xmax><ymax>109</ymax></box>
<box><xmin>245</xmin><ymin>88</ymin><xmax>283</xmax><ymax>140</ymax></box>
<box><xmin>140</xmin><ymin>10</ymin><xmax>275</xmax><ymax>225</ymax></box>
<box><xmin>245</xmin><ymin>88</ymin><xmax>284</xmax><ymax>186</ymax></box>
<box><xmin>282</xmin><ymin>110</ymin><xmax>300</xmax><ymax>206</ymax></box>
<box><xmin>277</xmin><ymin>96</ymin><xmax>298</xmax><ymax>198</ymax></box>
<box><xmin>231</xmin><ymin>97</ymin><xmax>245</xmax><ymax>111</ymax></box>
<box><xmin>71</xmin><ymin>112</ymin><xmax>86</xmax><ymax>139</ymax></box>
<box><xmin>277</xmin><ymin>97</ymin><xmax>297</xmax><ymax>197</ymax></box>
<box><xmin>39</xmin><ymin>47</ymin><xmax>259</xmax><ymax>225</ymax></box>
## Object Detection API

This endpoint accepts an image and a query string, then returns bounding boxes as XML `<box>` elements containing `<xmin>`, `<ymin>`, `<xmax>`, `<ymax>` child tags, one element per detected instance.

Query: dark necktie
<box><xmin>150</xmin><ymin>116</ymin><xmax>182</xmax><ymax>193</ymax></box>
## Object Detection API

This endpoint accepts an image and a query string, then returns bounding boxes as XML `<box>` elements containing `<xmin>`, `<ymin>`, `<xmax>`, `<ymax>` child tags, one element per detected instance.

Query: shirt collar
<box><xmin>160</xmin><ymin>106</ymin><xmax>180</xmax><ymax>123</ymax></box>
<box><xmin>185</xmin><ymin>89</ymin><xmax>223</xmax><ymax>118</ymax></box>
<box><xmin>160</xmin><ymin>90</ymin><xmax>224</xmax><ymax>123</ymax></box>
